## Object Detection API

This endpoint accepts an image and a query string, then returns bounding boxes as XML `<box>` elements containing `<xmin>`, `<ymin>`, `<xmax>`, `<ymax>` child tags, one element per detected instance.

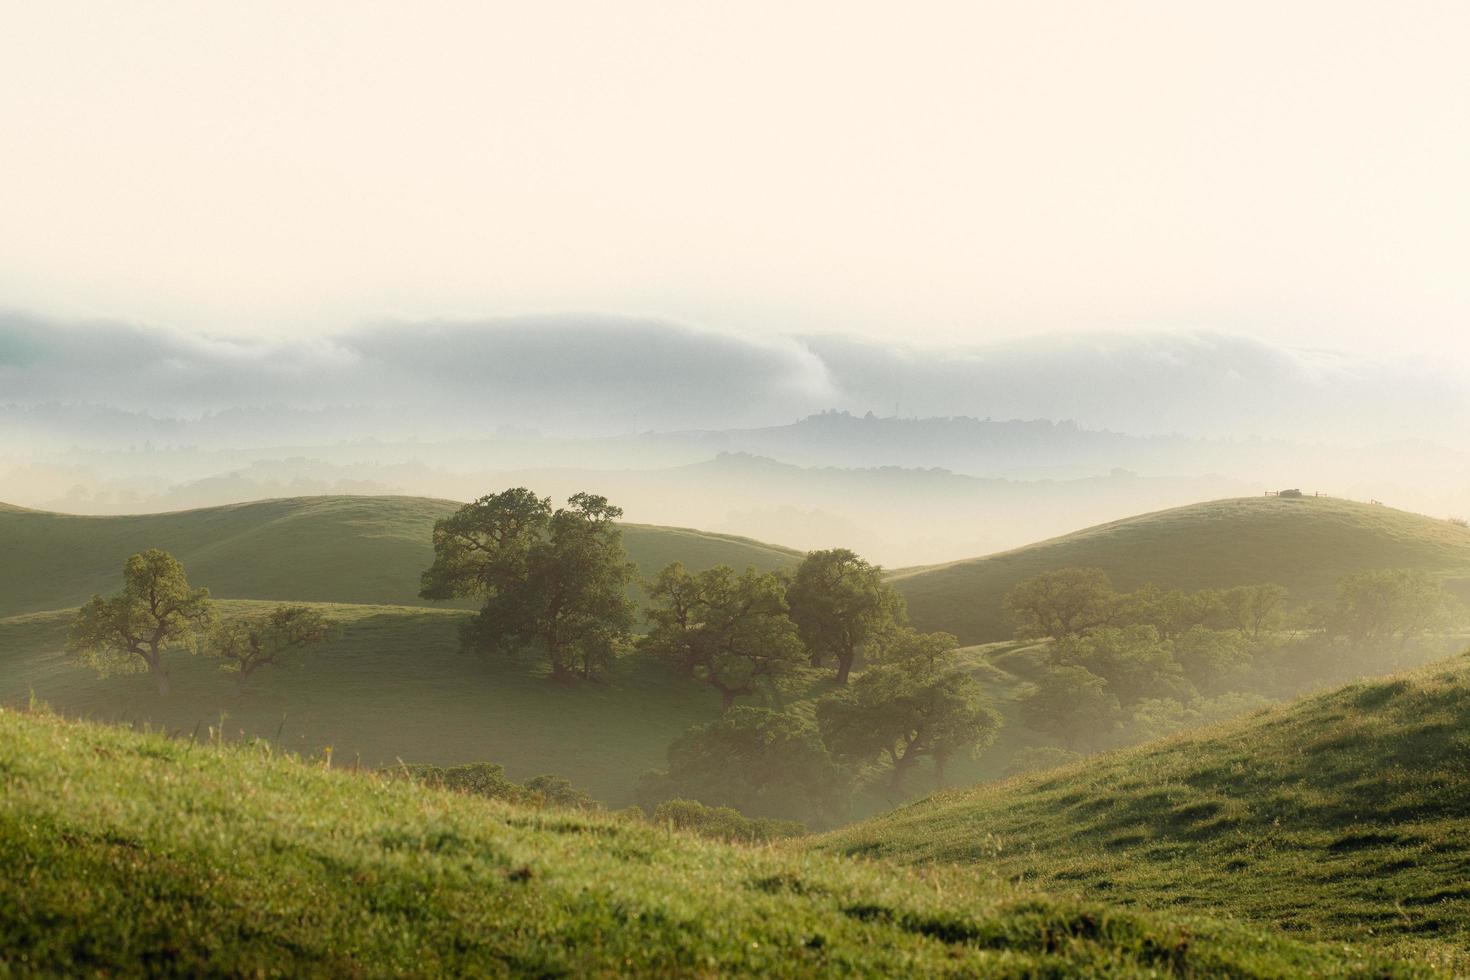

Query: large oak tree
<box><xmin>786</xmin><ymin>548</ymin><xmax>904</xmax><ymax>684</ymax></box>
<box><xmin>642</xmin><ymin>562</ymin><xmax>806</xmax><ymax>711</ymax></box>
<box><xmin>420</xmin><ymin>489</ymin><xmax>635</xmax><ymax>681</ymax></box>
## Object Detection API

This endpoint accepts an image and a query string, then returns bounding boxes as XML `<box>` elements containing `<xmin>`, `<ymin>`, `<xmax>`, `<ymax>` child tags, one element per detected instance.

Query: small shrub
<box><xmin>389</xmin><ymin>762</ymin><xmax>598</xmax><ymax>809</ymax></box>
<box><xmin>522</xmin><ymin>773</ymin><xmax>597</xmax><ymax>810</ymax></box>
<box><xmin>652</xmin><ymin>798</ymin><xmax>806</xmax><ymax>843</ymax></box>
<box><xmin>1448</xmin><ymin>516</ymin><xmax>1468</xmax><ymax>528</ymax></box>
<box><xmin>1005</xmin><ymin>746</ymin><xmax>1084</xmax><ymax>777</ymax></box>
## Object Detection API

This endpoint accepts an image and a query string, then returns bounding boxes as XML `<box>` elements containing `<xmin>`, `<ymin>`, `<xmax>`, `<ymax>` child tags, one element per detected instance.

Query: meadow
<box><xmin>0</xmin><ymin>703</ymin><xmax>1432</xmax><ymax>978</ymax></box>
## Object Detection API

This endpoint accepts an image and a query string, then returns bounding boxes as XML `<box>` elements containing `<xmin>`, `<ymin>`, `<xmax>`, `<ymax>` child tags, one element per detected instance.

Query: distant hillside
<box><xmin>0</xmin><ymin>495</ymin><xmax>802</xmax><ymax>618</ymax></box>
<box><xmin>0</xmin><ymin>707</ymin><xmax>1425</xmax><ymax>977</ymax></box>
<box><xmin>820</xmin><ymin>654</ymin><xmax>1470</xmax><ymax>954</ymax></box>
<box><xmin>892</xmin><ymin>496</ymin><xmax>1470</xmax><ymax>644</ymax></box>
<box><xmin>642</xmin><ymin>412</ymin><xmax>1170</xmax><ymax>477</ymax></box>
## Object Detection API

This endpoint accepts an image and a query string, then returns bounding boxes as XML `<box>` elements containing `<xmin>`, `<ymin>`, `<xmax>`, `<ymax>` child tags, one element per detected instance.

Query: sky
<box><xmin>2</xmin><ymin>1</ymin><xmax>1468</xmax><ymax>359</ymax></box>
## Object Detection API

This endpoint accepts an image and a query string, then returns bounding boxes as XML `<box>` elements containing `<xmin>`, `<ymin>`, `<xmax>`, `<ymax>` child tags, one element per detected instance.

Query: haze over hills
<box><xmin>8</xmin><ymin>403</ymin><xmax>1470</xmax><ymax>567</ymax></box>
<box><xmin>7</xmin><ymin>317</ymin><xmax>1470</xmax><ymax>565</ymax></box>
<box><xmin>7</xmin><ymin>316</ymin><xmax>1470</xmax><ymax>444</ymax></box>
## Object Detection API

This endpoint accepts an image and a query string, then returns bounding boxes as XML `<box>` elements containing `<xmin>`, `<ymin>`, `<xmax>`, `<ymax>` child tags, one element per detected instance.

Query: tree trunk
<box><xmin>153</xmin><ymin>667</ymin><xmax>171</xmax><ymax>697</ymax></box>
<box><xmin>720</xmin><ymin>687</ymin><xmax>737</xmax><ymax>712</ymax></box>
<box><xmin>835</xmin><ymin>653</ymin><xmax>854</xmax><ymax>685</ymax></box>
<box><xmin>888</xmin><ymin>751</ymin><xmax>914</xmax><ymax>792</ymax></box>
<box><xmin>233</xmin><ymin>669</ymin><xmax>251</xmax><ymax>696</ymax></box>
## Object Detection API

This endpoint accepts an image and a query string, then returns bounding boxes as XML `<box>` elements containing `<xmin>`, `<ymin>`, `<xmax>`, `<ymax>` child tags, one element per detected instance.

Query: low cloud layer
<box><xmin>2</xmin><ymin>311</ymin><xmax>1466</xmax><ymax>447</ymax></box>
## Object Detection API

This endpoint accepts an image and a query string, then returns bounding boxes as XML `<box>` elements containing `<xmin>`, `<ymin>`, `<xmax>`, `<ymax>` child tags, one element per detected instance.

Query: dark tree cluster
<box><xmin>635</xmin><ymin>547</ymin><xmax>1002</xmax><ymax>824</ymax></box>
<box><xmin>420</xmin><ymin>489</ymin><xmax>636</xmax><ymax>682</ymax></box>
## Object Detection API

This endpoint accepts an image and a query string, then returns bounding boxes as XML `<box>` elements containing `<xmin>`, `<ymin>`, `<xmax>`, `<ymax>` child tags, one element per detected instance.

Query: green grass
<box><xmin>891</xmin><ymin>496</ymin><xmax>1470</xmax><ymax>644</ymax></box>
<box><xmin>0</xmin><ymin>707</ymin><xmax>1432</xmax><ymax>977</ymax></box>
<box><xmin>818</xmin><ymin>653</ymin><xmax>1470</xmax><ymax>968</ymax></box>
<box><xmin>0</xmin><ymin>603</ymin><xmax>1021</xmax><ymax>813</ymax></box>
<box><xmin>0</xmin><ymin>495</ymin><xmax>802</xmax><ymax>618</ymax></box>
<box><xmin>0</xmin><ymin>601</ymin><xmax>723</xmax><ymax>807</ymax></box>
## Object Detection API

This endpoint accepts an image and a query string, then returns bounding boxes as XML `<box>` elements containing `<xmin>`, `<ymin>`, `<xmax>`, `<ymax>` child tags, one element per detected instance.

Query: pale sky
<box><xmin>2</xmin><ymin>1</ymin><xmax>1467</xmax><ymax>357</ymax></box>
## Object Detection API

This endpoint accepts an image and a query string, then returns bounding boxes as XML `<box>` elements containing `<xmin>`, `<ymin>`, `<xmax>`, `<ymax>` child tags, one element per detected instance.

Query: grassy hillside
<box><xmin>0</xmin><ymin>708</ymin><xmax>1428</xmax><ymax>977</ymax></box>
<box><xmin>819</xmin><ymin>654</ymin><xmax>1470</xmax><ymax>965</ymax></box>
<box><xmin>0</xmin><ymin>495</ymin><xmax>802</xmax><ymax>618</ymax></box>
<box><xmin>892</xmin><ymin>496</ymin><xmax>1470</xmax><ymax>644</ymax></box>
<box><xmin>0</xmin><ymin>601</ymin><xmax>725</xmax><ymax>806</ymax></box>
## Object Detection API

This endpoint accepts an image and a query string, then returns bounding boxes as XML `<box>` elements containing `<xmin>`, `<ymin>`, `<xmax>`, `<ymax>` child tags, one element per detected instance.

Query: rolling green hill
<box><xmin>892</xmin><ymin>496</ymin><xmax>1470</xmax><ymax>644</ymax></box>
<box><xmin>0</xmin><ymin>602</ymin><xmax>1028</xmax><ymax>813</ymax></box>
<box><xmin>0</xmin><ymin>495</ymin><xmax>802</xmax><ymax>618</ymax></box>
<box><xmin>0</xmin><ymin>601</ymin><xmax>725</xmax><ymax>806</ymax></box>
<box><xmin>0</xmin><ymin>496</ymin><xmax>801</xmax><ymax>806</ymax></box>
<box><xmin>0</xmin><ymin>707</ymin><xmax>1428</xmax><ymax>977</ymax></box>
<box><xmin>819</xmin><ymin>654</ymin><xmax>1470</xmax><ymax>965</ymax></box>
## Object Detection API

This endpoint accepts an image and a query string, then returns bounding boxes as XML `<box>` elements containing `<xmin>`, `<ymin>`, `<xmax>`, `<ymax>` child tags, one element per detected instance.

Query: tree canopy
<box><xmin>1324</xmin><ymin>569</ymin><xmax>1453</xmax><ymax>651</ymax></box>
<box><xmin>817</xmin><ymin>630</ymin><xmax>1000</xmax><ymax>791</ymax></box>
<box><xmin>208</xmin><ymin>605</ymin><xmax>338</xmax><ymax>694</ymax></box>
<box><xmin>641</xmin><ymin>563</ymin><xmax>806</xmax><ymax>711</ymax></box>
<box><xmin>1049</xmin><ymin>625</ymin><xmax>1195</xmax><ymax>708</ymax></box>
<box><xmin>67</xmin><ymin>549</ymin><xmax>214</xmax><ymax>696</ymax></box>
<box><xmin>786</xmin><ymin>548</ymin><xmax>905</xmax><ymax>684</ymax></box>
<box><xmin>1019</xmin><ymin>664</ymin><xmax>1121</xmax><ymax>752</ymax></box>
<box><xmin>636</xmin><ymin>707</ymin><xmax>850</xmax><ymax>826</ymax></box>
<box><xmin>420</xmin><ymin>489</ymin><xmax>636</xmax><ymax>681</ymax></box>
<box><xmin>1002</xmin><ymin>566</ymin><xmax>1117</xmax><ymax>641</ymax></box>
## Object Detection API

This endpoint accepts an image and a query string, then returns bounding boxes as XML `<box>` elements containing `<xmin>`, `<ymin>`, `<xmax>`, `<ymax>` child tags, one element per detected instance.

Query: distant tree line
<box><xmin>1003</xmin><ymin>565</ymin><xmax>1464</xmax><ymax>761</ymax></box>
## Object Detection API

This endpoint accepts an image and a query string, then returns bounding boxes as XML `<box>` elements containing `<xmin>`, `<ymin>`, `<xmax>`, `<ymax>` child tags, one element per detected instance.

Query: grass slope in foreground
<box><xmin>820</xmin><ymin>654</ymin><xmax>1470</xmax><ymax>966</ymax></box>
<box><xmin>0</xmin><ymin>495</ymin><xmax>802</xmax><ymax>618</ymax></box>
<box><xmin>0</xmin><ymin>709</ymin><xmax>1426</xmax><ymax>978</ymax></box>
<box><xmin>891</xmin><ymin>495</ymin><xmax>1470</xmax><ymax>644</ymax></box>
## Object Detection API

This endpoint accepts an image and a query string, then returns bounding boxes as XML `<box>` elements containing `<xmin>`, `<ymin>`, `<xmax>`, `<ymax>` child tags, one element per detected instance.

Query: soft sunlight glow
<box><xmin>2</xmin><ymin>1</ymin><xmax>1467</xmax><ymax>357</ymax></box>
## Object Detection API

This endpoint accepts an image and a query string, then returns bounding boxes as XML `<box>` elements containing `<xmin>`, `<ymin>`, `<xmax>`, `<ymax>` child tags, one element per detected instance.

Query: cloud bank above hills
<box><xmin>3</xmin><ymin>311</ymin><xmax>1465</xmax><ymax>447</ymax></box>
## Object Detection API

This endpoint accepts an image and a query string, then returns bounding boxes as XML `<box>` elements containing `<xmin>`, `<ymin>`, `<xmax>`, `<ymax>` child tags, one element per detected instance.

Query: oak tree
<box><xmin>642</xmin><ymin>563</ymin><xmax>805</xmax><ymax>711</ymax></box>
<box><xmin>208</xmin><ymin>604</ymin><xmax>338</xmax><ymax>694</ymax></box>
<box><xmin>420</xmin><ymin>489</ymin><xmax>636</xmax><ymax>681</ymax></box>
<box><xmin>68</xmin><ymin>549</ymin><xmax>214</xmax><ymax>696</ymax></box>
<box><xmin>786</xmin><ymin>548</ymin><xmax>904</xmax><ymax>684</ymax></box>
<box><xmin>817</xmin><ymin>631</ymin><xmax>1000</xmax><ymax>791</ymax></box>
